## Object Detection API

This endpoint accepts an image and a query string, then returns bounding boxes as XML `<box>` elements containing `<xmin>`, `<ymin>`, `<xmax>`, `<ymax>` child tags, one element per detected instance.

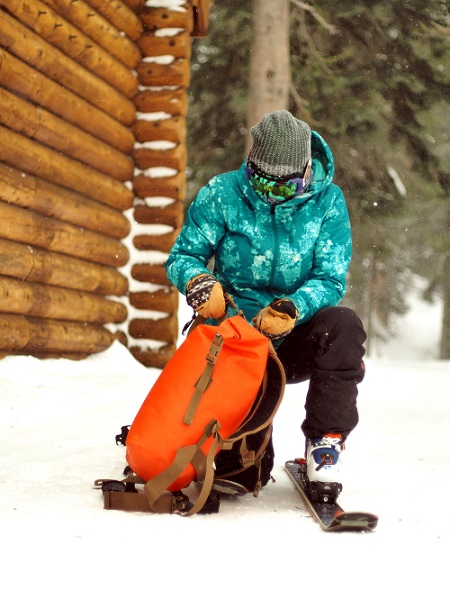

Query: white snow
<box><xmin>1</xmin><ymin>294</ymin><xmax>448</xmax><ymax>599</ymax></box>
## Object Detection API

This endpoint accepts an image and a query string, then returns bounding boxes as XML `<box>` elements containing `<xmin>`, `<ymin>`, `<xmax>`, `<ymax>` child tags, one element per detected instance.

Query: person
<box><xmin>166</xmin><ymin>110</ymin><xmax>366</xmax><ymax>494</ymax></box>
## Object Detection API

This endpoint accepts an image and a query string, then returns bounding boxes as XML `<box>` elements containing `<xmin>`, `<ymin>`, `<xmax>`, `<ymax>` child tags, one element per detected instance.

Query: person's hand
<box><xmin>186</xmin><ymin>274</ymin><xmax>226</xmax><ymax>319</ymax></box>
<box><xmin>253</xmin><ymin>298</ymin><xmax>298</xmax><ymax>339</ymax></box>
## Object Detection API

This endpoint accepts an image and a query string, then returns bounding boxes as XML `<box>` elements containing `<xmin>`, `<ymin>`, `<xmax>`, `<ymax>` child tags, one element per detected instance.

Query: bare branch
<box><xmin>431</xmin><ymin>20</ymin><xmax>450</xmax><ymax>35</ymax></box>
<box><xmin>290</xmin><ymin>0</ymin><xmax>337</xmax><ymax>34</ymax></box>
<box><xmin>296</xmin><ymin>9</ymin><xmax>334</xmax><ymax>75</ymax></box>
<box><xmin>289</xmin><ymin>82</ymin><xmax>310</xmax><ymax>111</ymax></box>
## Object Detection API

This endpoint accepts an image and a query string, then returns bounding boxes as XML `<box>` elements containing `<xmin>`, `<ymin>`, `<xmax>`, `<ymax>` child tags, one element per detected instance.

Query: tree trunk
<box><xmin>440</xmin><ymin>204</ymin><xmax>450</xmax><ymax>359</ymax></box>
<box><xmin>246</xmin><ymin>0</ymin><xmax>291</xmax><ymax>150</ymax></box>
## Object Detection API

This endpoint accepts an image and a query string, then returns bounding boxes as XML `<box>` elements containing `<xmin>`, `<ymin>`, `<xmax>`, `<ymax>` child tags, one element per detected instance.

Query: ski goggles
<box><xmin>245</xmin><ymin>159</ymin><xmax>312</xmax><ymax>201</ymax></box>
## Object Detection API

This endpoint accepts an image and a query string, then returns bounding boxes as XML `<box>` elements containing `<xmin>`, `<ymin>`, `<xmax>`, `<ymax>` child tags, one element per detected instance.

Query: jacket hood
<box><xmin>239</xmin><ymin>130</ymin><xmax>335</xmax><ymax>208</ymax></box>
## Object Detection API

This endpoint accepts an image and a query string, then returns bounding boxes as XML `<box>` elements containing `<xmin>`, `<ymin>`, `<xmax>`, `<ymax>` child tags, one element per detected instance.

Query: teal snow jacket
<box><xmin>166</xmin><ymin>131</ymin><xmax>352</xmax><ymax>326</ymax></box>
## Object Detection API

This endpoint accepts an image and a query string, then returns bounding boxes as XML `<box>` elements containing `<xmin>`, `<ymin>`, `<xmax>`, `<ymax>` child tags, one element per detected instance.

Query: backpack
<box><xmin>95</xmin><ymin>314</ymin><xmax>285</xmax><ymax>516</ymax></box>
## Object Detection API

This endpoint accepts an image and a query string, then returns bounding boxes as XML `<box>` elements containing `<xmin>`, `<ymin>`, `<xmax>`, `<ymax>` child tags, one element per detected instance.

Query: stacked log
<box><xmin>127</xmin><ymin>2</ymin><xmax>196</xmax><ymax>368</ymax></box>
<box><xmin>0</xmin><ymin>0</ymin><xmax>211</xmax><ymax>366</ymax></box>
<box><xmin>0</xmin><ymin>0</ymin><xmax>140</xmax><ymax>359</ymax></box>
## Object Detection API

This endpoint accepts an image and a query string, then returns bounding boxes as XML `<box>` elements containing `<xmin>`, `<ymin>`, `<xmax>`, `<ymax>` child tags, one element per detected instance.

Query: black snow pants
<box><xmin>276</xmin><ymin>306</ymin><xmax>367</xmax><ymax>441</ymax></box>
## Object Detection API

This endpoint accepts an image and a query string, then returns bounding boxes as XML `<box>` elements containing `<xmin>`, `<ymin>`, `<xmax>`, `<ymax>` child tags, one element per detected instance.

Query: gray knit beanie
<box><xmin>249</xmin><ymin>110</ymin><xmax>311</xmax><ymax>178</ymax></box>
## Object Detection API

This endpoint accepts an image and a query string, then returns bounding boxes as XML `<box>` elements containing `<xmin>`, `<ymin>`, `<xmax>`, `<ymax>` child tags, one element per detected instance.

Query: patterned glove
<box><xmin>253</xmin><ymin>298</ymin><xmax>298</xmax><ymax>340</ymax></box>
<box><xmin>186</xmin><ymin>274</ymin><xmax>226</xmax><ymax>319</ymax></box>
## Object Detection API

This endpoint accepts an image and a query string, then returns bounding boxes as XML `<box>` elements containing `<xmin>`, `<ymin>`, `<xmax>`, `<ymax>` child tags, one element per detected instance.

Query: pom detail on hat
<box><xmin>249</xmin><ymin>110</ymin><xmax>311</xmax><ymax>178</ymax></box>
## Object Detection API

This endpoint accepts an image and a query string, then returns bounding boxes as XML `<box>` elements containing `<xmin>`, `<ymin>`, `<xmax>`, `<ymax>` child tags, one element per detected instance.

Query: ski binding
<box><xmin>285</xmin><ymin>459</ymin><xmax>378</xmax><ymax>532</ymax></box>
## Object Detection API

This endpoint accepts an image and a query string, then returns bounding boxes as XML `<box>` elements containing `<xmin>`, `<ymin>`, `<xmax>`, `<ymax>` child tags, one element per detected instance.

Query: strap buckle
<box><xmin>206</xmin><ymin>333</ymin><xmax>224</xmax><ymax>364</ymax></box>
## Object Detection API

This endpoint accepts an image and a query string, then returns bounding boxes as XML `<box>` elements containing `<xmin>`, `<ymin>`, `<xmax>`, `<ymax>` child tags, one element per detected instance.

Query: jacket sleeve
<box><xmin>165</xmin><ymin>184</ymin><xmax>227</xmax><ymax>293</ymax></box>
<box><xmin>288</xmin><ymin>188</ymin><xmax>352</xmax><ymax>324</ymax></box>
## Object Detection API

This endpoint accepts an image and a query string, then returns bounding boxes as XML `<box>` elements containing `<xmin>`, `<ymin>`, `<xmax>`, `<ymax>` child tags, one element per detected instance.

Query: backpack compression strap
<box><xmin>184</xmin><ymin>332</ymin><xmax>224</xmax><ymax>425</ymax></box>
<box><xmin>144</xmin><ymin>418</ymin><xmax>222</xmax><ymax>516</ymax></box>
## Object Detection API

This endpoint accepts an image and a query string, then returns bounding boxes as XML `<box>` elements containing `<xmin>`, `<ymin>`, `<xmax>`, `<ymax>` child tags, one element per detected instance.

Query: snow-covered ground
<box><xmin>1</xmin><ymin>290</ymin><xmax>448</xmax><ymax>599</ymax></box>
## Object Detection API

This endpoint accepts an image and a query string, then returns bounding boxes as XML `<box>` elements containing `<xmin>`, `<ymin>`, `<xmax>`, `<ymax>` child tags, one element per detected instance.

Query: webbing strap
<box><xmin>103</xmin><ymin>488</ymin><xmax>176</xmax><ymax>513</ymax></box>
<box><xmin>95</xmin><ymin>474</ymin><xmax>180</xmax><ymax>514</ymax></box>
<box><xmin>184</xmin><ymin>431</ymin><xmax>220</xmax><ymax>516</ymax></box>
<box><xmin>144</xmin><ymin>419</ymin><xmax>221</xmax><ymax>516</ymax></box>
<box><xmin>183</xmin><ymin>333</ymin><xmax>224</xmax><ymax>425</ymax></box>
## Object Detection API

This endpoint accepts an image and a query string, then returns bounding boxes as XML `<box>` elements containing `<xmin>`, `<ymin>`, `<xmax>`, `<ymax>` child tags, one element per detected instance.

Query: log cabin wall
<box><xmin>0</xmin><ymin>0</ymin><xmax>211</xmax><ymax>367</ymax></box>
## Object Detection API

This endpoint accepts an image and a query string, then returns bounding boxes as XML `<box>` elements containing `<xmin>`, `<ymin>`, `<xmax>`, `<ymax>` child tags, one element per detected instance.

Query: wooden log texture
<box><xmin>136</xmin><ymin>58</ymin><xmax>191</xmax><ymax>88</ymax></box>
<box><xmin>134</xmin><ymin>144</ymin><xmax>187</xmax><ymax>172</ymax></box>
<box><xmin>0</xmin><ymin>239</ymin><xmax>128</xmax><ymax>296</ymax></box>
<box><xmin>138</xmin><ymin>31</ymin><xmax>191</xmax><ymax>60</ymax></box>
<box><xmin>0</xmin><ymin>126</ymin><xmax>134</xmax><ymax>211</ymax></box>
<box><xmin>0</xmin><ymin>0</ymin><xmax>138</xmax><ymax>98</ymax></box>
<box><xmin>133</xmin><ymin>116</ymin><xmax>186</xmax><ymax>144</ymax></box>
<box><xmin>0</xmin><ymin>88</ymin><xmax>134</xmax><ymax>182</ymax></box>
<box><xmin>129</xmin><ymin>314</ymin><xmax>178</xmax><ymax>342</ymax></box>
<box><xmin>140</xmin><ymin>5</ymin><xmax>193</xmax><ymax>32</ymax></box>
<box><xmin>41</xmin><ymin>0</ymin><xmax>141</xmax><ymax>68</ymax></box>
<box><xmin>0</xmin><ymin>276</ymin><xmax>127</xmax><ymax>324</ymax></box>
<box><xmin>84</xmin><ymin>0</ymin><xmax>142</xmax><ymax>41</ymax></box>
<box><xmin>0</xmin><ymin>50</ymin><xmax>135</xmax><ymax>153</ymax></box>
<box><xmin>134</xmin><ymin>88</ymin><xmax>188</xmax><ymax>116</ymax></box>
<box><xmin>0</xmin><ymin>202</ymin><xmax>129</xmax><ymax>268</ymax></box>
<box><xmin>136</xmin><ymin>58</ymin><xmax>190</xmax><ymax>87</ymax></box>
<box><xmin>131</xmin><ymin>264</ymin><xmax>170</xmax><ymax>285</ymax></box>
<box><xmin>0</xmin><ymin>10</ymin><xmax>135</xmax><ymax>125</ymax></box>
<box><xmin>0</xmin><ymin>164</ymin><xmax>130</xmax><ymax>240</ymax></box>
<box><xmin>133</xmin><ymin>232</ymin><xmax>178</xmax><ymax>254</ymax></box>
<box><xmin>134</xmin><ymin>203</ymin><xmax>183</xmax><ymax>230</ymax></box>
<box><xmin>191</xmin><ymin>0</ymin><xmax>210</xmax><ymax>37</ymax></box>
<box><xmin>128</xmin><ymin>288</ymin><xmax>178</xmax><ymax>314</ymax></box>
<box><xmin>130</xmin><ymin>343</ymin><xmax>177</xmax><ymax>369</ymax></box>
<box><xmin>122</xmin><ymin>0</ymin><xmax>145</xmax><ymax>13</ymax></box>
<box><xmin>133</xmin><ymin>173</ymin><xmax>186</xmax><ymax>201</ymax></box>
<box><xmin>0</xmin><ymin>313</ymin><xmax>115</xmax><ymax>354</ymax></box>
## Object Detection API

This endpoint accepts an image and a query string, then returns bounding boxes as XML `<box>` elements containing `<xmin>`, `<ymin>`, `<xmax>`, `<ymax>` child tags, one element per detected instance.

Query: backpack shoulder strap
<box><xmin>143</xmin><ymin>419</ymin><xmax>221</xmax><ymax>516</ymax></box>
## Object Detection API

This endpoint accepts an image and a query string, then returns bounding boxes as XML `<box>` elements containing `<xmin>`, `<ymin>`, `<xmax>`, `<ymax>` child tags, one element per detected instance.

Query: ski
<box><xmin>285</xmin><ymin>459</ymin><xmax>378</xmax><ymax>532</ymax></box>
<box><xmin>211</xmin><ymin>478</ymin><xmax>248</xmax><ymax>496</ymax></box>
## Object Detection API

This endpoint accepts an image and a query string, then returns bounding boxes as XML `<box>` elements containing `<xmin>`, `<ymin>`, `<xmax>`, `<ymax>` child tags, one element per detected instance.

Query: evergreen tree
<box><xmin>186</xmin><ymin>0</ymin><xmax>450</xmax><ymax>356</ymax></box>
<box><xmin>187</xmin><ymin>1</ymin><xmax>251</xmax><ymax>200</ymax></box>
<box><xmin>288</xmin><ymin>0</ymin><xmax>449</xmax><ymax>355</ymax></box>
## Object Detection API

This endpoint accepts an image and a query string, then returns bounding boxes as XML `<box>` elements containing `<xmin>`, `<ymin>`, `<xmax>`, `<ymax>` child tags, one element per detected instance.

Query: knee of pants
<box><xmin>311</xmin><ymin>306</ymin><xmax>367</xmax><ymax>364</ymax></box>
<box><xmin>315</xmin><ymin>306</ymin><xmax>366</xmax><ymax>342</ymax></box>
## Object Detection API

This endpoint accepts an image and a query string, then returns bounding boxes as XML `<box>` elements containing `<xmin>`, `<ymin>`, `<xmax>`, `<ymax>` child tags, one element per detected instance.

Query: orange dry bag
<box><xmin>125</xmin><ymin>315</ymin><xmax>274</xmax><ymax>514</ymax></box>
